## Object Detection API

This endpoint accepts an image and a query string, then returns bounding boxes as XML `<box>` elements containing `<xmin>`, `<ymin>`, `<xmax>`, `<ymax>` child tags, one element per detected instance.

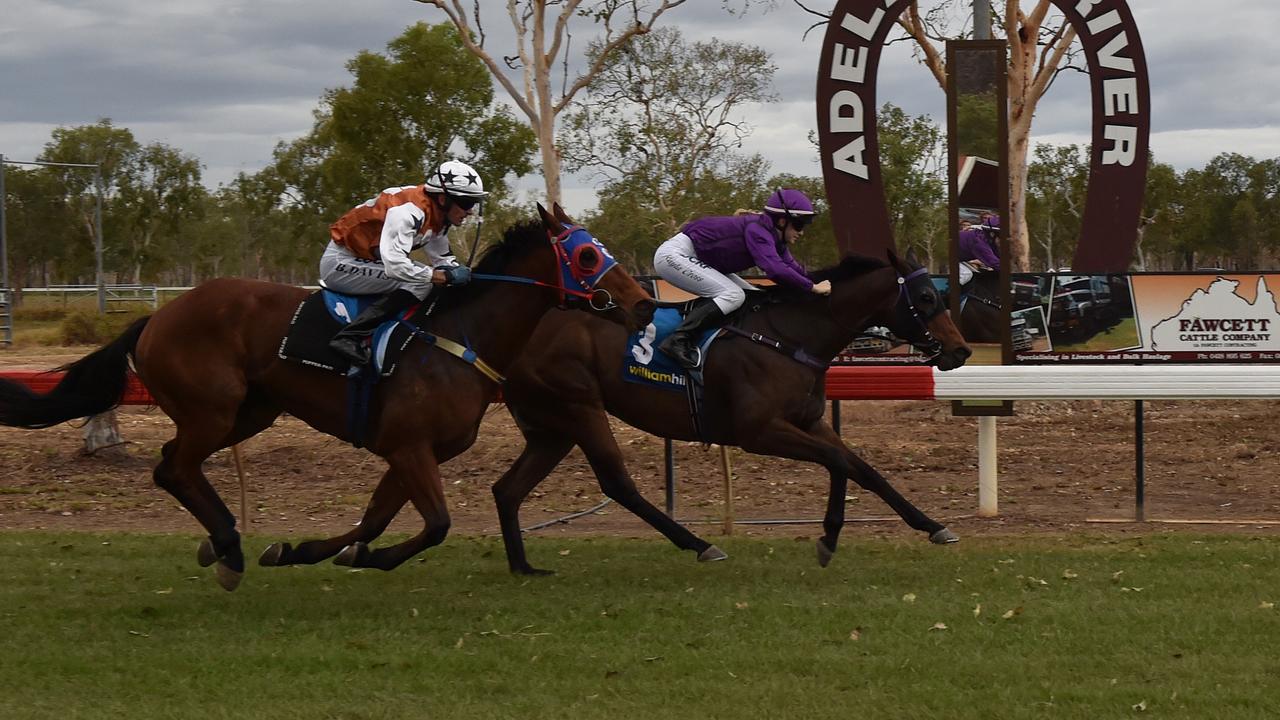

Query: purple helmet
<box><xmin>980</xmin><ymin>214</ymin><xmax>1001</xmax><ymax>232</ymax></box>
<box><xmin>763</xmin><ymin>188</ymin><xmax>816</xmax><ymax>218</ymax></box>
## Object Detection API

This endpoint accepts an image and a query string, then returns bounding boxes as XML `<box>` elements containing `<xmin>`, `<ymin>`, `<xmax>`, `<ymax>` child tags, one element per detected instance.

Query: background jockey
<box><xmin>652</xmin><ymin>188</ymin><xmax>832</xmax><ymax>369</ymax></box>
<box><xmin>319</xmin><ymin>159</ymin><xmax>487</xmax><ymax>366</ymax></box>
<box><xmin>958</xmin><ymin>213</ymin><xmax>1001</xmax><ymax>277</ymax></box>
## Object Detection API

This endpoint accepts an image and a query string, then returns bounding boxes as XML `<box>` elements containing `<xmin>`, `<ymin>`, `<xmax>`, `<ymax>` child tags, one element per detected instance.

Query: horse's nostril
<box><xmin>636</xmin><ymin>299</ymin><xmax>656</xmax><ymax>323</ymax></box>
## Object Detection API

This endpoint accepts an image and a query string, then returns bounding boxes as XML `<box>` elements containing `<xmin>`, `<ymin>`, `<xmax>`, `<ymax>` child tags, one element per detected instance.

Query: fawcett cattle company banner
<box><xmin>1011</xmin><ymin>273</ymin><xmax>1280</xmax><ymax>364</ymax></box>
<box><xmin>833</xmin><ymin>273</ymin><xmax>1280</xmax><ymax>366</ymax></box>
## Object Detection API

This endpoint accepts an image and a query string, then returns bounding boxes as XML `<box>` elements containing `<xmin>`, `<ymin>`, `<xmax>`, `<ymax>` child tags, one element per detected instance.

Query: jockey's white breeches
<box><xmin>318</xmin><ymin>241</ymin><xmax>433</xmax><ymax>300</ymax></box>
<box><xmin>653</xmin><ymin>233</ymin><xmax>755</xmax><ymax>314</ymax></box>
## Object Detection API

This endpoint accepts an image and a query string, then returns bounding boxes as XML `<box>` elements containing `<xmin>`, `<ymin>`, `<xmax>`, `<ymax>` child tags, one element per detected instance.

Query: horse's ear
<box><xmin>886</xmin><ymin>247</ymin><xmax>902</xmax><ymax>269</ymax></box>
<box><xmin>536</xmin><ymin>202</ymin><xmax>557</xmax><ymax>230</ymax></box>
<box><xmin>552</xmin><ymin>202</ymin><xmax>575</xmax><ymax>226</ymax></box>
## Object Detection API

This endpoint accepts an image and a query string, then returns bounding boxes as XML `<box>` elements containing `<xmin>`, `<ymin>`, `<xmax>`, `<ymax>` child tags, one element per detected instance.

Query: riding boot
<box><xmin>658</xmin><ymin>300</ymin><xmax>726</xmax><ymax>369</ymax></box>
<box><xmin>329</xmin><ymin>289</ymin><xmax>420</xmax><ymax>366</ymax></box>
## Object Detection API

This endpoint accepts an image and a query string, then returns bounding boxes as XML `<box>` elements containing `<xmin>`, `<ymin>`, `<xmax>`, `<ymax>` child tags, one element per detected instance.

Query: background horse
<box><xmin>954</xmin><ymin>267</ymin><xmax>1003</xmax><ymax>343</ymax></box>
<box><xmin>304</xmin><ymin>251</ymin><xmax>970</xmax><ymax>573</ymax></box>
<box><xmin>0</xmin><ymin>205</ymin><xmax>653</xmax><ymax>590</ymax></box>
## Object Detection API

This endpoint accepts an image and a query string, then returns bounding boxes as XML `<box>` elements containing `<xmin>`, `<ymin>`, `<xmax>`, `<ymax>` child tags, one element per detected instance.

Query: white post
<box><xmin>977</xmin><ymin>415</ymin><xmax>998</xmax><ymax>516</ymax></box>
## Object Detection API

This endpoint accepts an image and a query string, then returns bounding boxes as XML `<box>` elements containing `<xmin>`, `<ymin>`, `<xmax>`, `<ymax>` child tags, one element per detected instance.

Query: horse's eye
<box><xmin>917</xmin><ymin>291</ymin><xmax>937</xmax><ymax>307</ymax></box>
<box><xmin>572</xmin><ymin>244</ymin><xmax>601</xmax><ymax>273</ymax></box>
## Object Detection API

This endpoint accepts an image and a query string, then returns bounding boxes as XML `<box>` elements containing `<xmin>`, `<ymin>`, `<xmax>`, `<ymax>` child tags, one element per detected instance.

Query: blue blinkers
<box><xmin>556</xmin><ymin>227</ymin><xmax>618</xmax><ymax>291</ymax></box>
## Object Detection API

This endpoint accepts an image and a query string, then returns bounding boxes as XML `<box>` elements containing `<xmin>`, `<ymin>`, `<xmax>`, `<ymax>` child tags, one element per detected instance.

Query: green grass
<box><xmin>1</xmin><ymin>533</ymin><xmax>1278</xmax><ymax>719</ymax></box>
<box><xmin>1053</xmin><ymin>318</ymin><xmax>1141</xmax><ymax>352</ymax></box>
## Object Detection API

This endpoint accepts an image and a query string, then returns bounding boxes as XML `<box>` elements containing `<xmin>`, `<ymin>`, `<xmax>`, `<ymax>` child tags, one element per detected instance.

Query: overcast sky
<box><xmin>2</xmin><ymin>1</ymin><xmax>1278</xmax><ymax>212</ymax></box>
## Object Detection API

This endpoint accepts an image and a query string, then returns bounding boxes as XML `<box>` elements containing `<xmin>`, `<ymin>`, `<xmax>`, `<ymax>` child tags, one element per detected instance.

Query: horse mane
<box><xmin>427</xmin><ymin>219</ymin><xmax>547</xmax><ymax>313</ymax></box>
<box><xmin>808</xmin><ymin>254</ymin><xmax>889</xmax><ymax>283</ymax></box>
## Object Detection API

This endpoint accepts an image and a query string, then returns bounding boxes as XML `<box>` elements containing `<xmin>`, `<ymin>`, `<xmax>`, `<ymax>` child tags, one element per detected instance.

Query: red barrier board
<box><xmin>2</xmin><ymin>370</ymin><xmax>154</xmax><ymax>405</ymax></box>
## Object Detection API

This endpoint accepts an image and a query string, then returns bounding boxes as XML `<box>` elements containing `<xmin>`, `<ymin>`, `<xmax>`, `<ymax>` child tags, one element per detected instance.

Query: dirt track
<box><xmin>2</xmin><ymin>346</ymin><xmax>1279</xmax><ymax>546</ymax></box>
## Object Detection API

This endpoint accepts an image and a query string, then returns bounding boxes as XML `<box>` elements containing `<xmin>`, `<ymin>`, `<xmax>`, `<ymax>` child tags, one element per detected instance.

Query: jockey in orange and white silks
<box><xmin>321</xmin><ymin>159</ymin><xmax>488</xmax><ymax>366</ymax></box>
<box><xmin>319</xmin><ymin>159</ymin><xmax>486</xmax><ymax>302</ymax></box>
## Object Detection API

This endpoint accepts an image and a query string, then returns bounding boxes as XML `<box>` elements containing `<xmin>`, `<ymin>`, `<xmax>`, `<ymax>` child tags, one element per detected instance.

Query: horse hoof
<box><xmin>816</xmin><ymin>538</ymin><xmax>835</xmax><ymax>568</ymax></box>
<box><xmin>196</xmin><ymin>538</ymin><xmax>218</xmax><ymax>567</ymax></box>
<box><xmin>698</xmin><ymin>545</ymin><xmax>728</xmax><ymax>562</ymax></box>
<box><xmin>930</xmin><ymin>528</ymin><xmax>960</xmax><ymax>544</ymax></box>
<box><xmin>258</xmin><ymin>542</ymin><xmax>290</xmax><ymax>567</ymax></box>
<box><xmin>334</xmin><ymin>542</ymin><xmax>367</xmax><ymax>567</ymax></box>
<box><xmin>215</xmin><ymin>563</ymin><xmax>243</xmax><ymax>592</ymax></box>
<box><xmin>514</xmin><ymin>566</ymin><xmax>556</xmax><ymax>577</ymax></box>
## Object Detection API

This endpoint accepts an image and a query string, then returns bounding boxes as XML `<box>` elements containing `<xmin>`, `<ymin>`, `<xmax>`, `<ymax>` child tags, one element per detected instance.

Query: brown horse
<box><xmin>282</xmin><ymin>251</ymin><xmax>970</xmax><ymax>573</ymax></box>
<box><xmin>0</xmin><ymin>205</ymin><xmax>654</xmax><ymax>590</ymax></box>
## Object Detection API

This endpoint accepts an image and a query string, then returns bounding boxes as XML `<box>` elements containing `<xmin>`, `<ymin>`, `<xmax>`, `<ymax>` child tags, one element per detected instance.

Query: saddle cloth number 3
<box><xmin>631</xmin><ymin>322</ymin><xmax>658</xmax><ymax>364</ymax></box>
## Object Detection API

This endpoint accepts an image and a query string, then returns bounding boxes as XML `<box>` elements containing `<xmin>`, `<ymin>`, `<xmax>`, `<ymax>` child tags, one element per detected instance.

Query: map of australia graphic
<box><xmin>1150</xmin><ymin>277</ymin><xmax>1280</xmax><ymax>351</ymax></box>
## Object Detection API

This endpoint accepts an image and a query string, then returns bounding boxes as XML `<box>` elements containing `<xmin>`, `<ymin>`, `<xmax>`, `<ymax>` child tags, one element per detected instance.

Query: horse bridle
<box><xmin>468</xmin><ymin>225</ymin><xmax>618</xmax><ymax>312</ymax></box>
<box><xmin>547</xmin><ymin>225</ymin><xmax>619</xmax><ymax>312</ymax></box>
<box><xmin>832</xmin><ymin>266</ymin><xmax>944</xmax><ymax>360</ymax></box>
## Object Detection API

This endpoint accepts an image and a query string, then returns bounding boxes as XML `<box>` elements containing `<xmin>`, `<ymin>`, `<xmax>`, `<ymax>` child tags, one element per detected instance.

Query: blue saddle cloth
<box><xmin>278</xmin><ymin>289</ymin><xmax>413</xmax><ymax>376</ymax></box>
<box><xmin>621</xmin><ymin>307</ymin><xmax>719</xmax><ymax>391</ymax></box>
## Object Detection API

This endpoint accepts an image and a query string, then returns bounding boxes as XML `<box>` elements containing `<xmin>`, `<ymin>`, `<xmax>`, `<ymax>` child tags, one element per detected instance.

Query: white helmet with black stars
<box><xmin>424</xmin><ymin>159</ymin><xmax>488</xmax><ymax>199</ymax></box>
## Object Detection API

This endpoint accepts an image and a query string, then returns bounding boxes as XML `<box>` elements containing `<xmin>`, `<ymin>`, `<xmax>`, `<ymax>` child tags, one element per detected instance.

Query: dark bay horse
<box><xmin>0</xmin><ymin>205</ymin><xmax>654</xmax><ymax>590</ymax></box>
<box><xmin>295</xmin><ymin>251</ymin><xmax>971</xmax><ymax>573</ymax></box>
<box><xmin>491</xmin><ymin>251</ymin><xmax>971</xmax><ymax>572</ymax></box>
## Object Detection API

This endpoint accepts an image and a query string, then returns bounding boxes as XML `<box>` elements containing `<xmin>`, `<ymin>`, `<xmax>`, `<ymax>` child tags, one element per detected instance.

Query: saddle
<box><xmin>278</xmin><ymin>289</ymin><xmax>416</xmax><ymax>377</ymax></box>
<box><xmin>622</xmin><ymin>299</ymin><xmax>720</xmax><ymax>391</ymax></box>
<box><xmin>278</xmin><ymin>289</ymin><xmax>419</xmax><ymax>449</ymax></box>
<box><xmin>622</xmin><ymin>295</ymin><xmax>826</xmax><ymax>442</ymax></box>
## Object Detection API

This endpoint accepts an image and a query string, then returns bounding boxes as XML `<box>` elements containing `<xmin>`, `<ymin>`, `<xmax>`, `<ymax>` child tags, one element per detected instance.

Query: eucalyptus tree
<box><xmin>411</xmin><ymin>0</ymin><xmax>768</xmax><ymax>204</ymax></box>
<box><xmin>560</xmin><ymin>26</ymin><xmax>777</xmax><ymax>234</ymax></box>
<box><xmin>37</xmin><ymin>120</ymin><xmax>140</xmax><ymax>281</ymax></box>
<box><xmin>113</xmin><ymin>143</ymin><xmax>205</xmax><ymax>283</ymax></box>
<box><xmin>876</xmin><ymin>104</ymin><xmax>947</xmax><ymax>269</ymax></box>
<box><xmin>1025</xmin><ymin>142</ymin><xmax>1087</xmax><ymax>270</ymax></box>
<box><xmin>263</xmin><ymin>22</ymin><xmax>539</xmax><ymax>255</ymax></box>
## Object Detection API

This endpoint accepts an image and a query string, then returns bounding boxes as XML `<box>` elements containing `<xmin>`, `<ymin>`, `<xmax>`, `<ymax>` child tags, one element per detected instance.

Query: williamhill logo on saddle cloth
<box><xmin>278</xmin><ymin>290</ymin><xmax>416</xmax><ymax>376</ymax></box>
<box><xmin>623</xmin><ymin>306</ymin><xmax>720</xmax><ymax>390</ymax></box>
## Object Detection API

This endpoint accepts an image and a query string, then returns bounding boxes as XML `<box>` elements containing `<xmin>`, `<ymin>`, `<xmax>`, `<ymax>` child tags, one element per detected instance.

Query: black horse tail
<box><xmin>0</xmin><ymin>316</ymin><xmax>151</xmax><ymax>429</ymax></box>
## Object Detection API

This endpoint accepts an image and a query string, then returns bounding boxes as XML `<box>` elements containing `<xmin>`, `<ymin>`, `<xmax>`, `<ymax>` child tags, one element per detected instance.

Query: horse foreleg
<box><xmin>805</xmin><ymin>421</ymin><xmax>954</xmax><ymax>545</ymax></box>
<box><xmin>491</xmin><ymin>432</ymin><xmax>576</xmax><ymax>575</ymax></box>
<box><xmin>572</xmin><ymin>412</ymin><xmax>723</xmax><ymax>562</ymax></box>
<box><xmin>261</xmin><ymin>466</ymin><xmax>408</xmax><ymax>567</ymax></box>
<box><xmin>739</xmin><ymin>419</ymin><xmax>952</xmax><ymax>568</ymax></box>
<box><xmin>337</xmin><ymin>446</ymin><xmax>450</xmax><ymax>572</ymax></box>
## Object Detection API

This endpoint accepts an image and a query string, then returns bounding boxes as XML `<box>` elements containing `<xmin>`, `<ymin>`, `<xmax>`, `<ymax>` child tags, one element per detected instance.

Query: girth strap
<box><xmin>720</xmin><ymin>325</ymin><xmax>828</xmax><ymax>371</ymax></box>
<box><xmin>399</xmin><ymin>320</ymin><xmax>505</xmax><ymax>385</ymax></box>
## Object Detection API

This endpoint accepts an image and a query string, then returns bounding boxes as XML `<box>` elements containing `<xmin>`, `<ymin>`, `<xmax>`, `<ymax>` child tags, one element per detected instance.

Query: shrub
<box><xmin>58</xmin><ymin>311</ymin><xmax>150</xmax><ymax>345</ymax></box>
<box><xmin>13</xmin><ymin>307</ymin><xmax>68</xmax><ymax>322</ymax></box>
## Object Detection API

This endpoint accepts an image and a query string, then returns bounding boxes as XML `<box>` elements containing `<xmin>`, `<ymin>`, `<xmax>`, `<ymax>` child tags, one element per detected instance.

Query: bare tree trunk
<box><xmin>1004</xmin><ymin>1</ymin><xmax>1076</xmax><ymax>272</ymax></box>
<box><xmin>1007</xmin><ymin>123</ymin><xmax>1033</xmax><ymax>272</ymax></box>
<box><xmin>414</xmin><ymin>0</ymin><xmax>687</xmax><ymax>204</ymax></box>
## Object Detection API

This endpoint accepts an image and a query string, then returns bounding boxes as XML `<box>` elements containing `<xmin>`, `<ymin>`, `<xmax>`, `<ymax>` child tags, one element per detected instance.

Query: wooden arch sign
<box><xmin>816</xmin><ymin>0</ymin><xmax>1150</xmax><ymax>272</ymax></box>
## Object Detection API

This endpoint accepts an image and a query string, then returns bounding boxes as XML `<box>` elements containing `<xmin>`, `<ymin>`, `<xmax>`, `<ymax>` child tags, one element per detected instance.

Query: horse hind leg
<box><xmin>154</xmin><ymin>427</ymin><xmax>247</xmax><ymax>591</ymax></box>
<box><xmin>261</xmin><ymin>467</ymin><xmax>407</xmax><ymax>567</ymax></box>
<box><xmin>334</xmin><ymin>445</ymin><xmax>451</xmax><ymax>572</ymax></box>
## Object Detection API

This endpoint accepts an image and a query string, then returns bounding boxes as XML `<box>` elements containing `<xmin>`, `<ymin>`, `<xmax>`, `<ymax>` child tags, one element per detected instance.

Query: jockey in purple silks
<box><xmin>652</xmin><ymin>188</ymin><xmax>832</xmax><ymax>369</ymax></box>
<box><xmin>959</xmin><ymin>214</ymin><xmax>1001</xmax><ymax>272</ymax></box>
